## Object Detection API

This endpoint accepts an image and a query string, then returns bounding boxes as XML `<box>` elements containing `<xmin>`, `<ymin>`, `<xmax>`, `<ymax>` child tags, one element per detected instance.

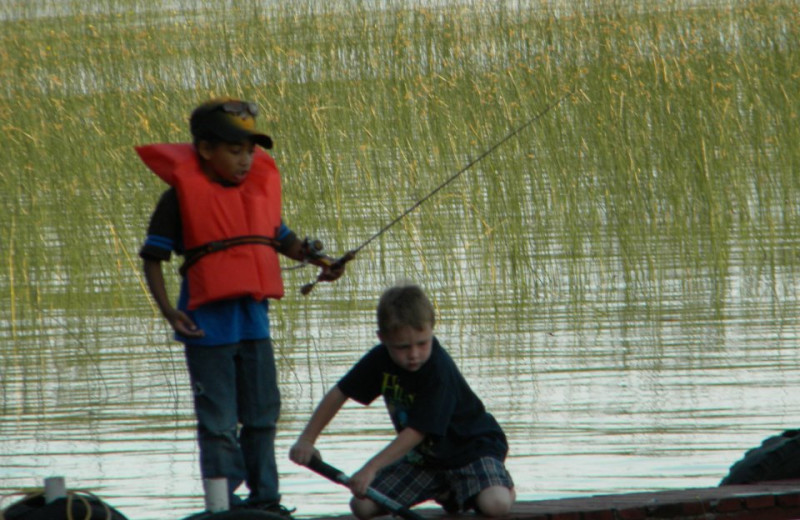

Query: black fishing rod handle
<box><xmin>306</xmin><ymin>456</ymin><xmax>349</xmax><ymax>484</ymax></box>
<box><xmin>305</xmin><ymin>457</ymin><xmax>425</xmax><ymax>520</ymax></box>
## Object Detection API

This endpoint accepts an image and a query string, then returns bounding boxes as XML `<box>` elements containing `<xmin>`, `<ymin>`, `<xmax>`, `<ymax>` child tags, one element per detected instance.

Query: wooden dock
<box><xmin>496</xmin><ymin>481</ymin><xmax>800</xmax><ymax>519</ymax></box>
<box><xmin>315</xmin><ymin>481</ymin><xmax>800</xmax><ymax>520</ymax></box>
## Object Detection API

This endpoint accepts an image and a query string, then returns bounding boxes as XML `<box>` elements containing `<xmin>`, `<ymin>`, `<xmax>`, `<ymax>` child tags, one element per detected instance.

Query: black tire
<box><xmin>2</xmin><ymin>493</ymin><xmax>129</xmax><ymax>520</ymax></box>
<box><xmin>182</xmin><ymin>511</ymin><xmax>288</xmax><ymax>520</ymax></box>
<box><xmin>720</xmin><ymin>429</ymin><xmax>800</xmax><ymax>485</ymax></box>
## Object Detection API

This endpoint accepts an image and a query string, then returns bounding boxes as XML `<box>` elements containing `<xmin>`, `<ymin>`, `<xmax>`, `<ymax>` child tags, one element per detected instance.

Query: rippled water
<box><xmin>3</xmin><ymin>215</ymin><xmax>799</xmax><ymax>519</ymax></box>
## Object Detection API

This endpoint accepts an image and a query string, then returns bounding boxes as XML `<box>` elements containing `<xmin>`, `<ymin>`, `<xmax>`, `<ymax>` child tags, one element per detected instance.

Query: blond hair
<box><xmin>376</xmin><ymin>283</ymin><xmax>435</xmax><ymax>334</ymax></box>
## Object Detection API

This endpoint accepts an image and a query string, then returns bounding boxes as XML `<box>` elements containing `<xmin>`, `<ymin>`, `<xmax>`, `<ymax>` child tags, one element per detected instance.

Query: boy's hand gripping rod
<box><xmin>301</xmin><ymin>85</ymin><xmax>578</xmax><ymax>295</ymax></box>
<box><xmin>304</xmin><ymin>457</ymin><xmax>426</xmax><ymax>520</ymax></box>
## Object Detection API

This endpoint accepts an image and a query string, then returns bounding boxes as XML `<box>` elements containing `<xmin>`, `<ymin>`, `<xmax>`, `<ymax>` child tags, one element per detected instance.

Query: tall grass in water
<box><xmin>0</xmin><ymin>1</ymin><xmax>798</xmax><ymax>381</ymax></box>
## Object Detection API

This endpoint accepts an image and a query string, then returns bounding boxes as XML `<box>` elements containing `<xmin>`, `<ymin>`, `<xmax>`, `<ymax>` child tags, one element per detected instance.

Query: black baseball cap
<box><xmin>190</xmin><ymin>98</ymin><xmax>273</xmax><ymax>149</ymax></box>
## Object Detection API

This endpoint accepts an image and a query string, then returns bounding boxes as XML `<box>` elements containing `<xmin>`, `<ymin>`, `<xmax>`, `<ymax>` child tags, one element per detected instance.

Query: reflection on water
<box><xmin>2</xmin><ymin>218</ymin><xmax>799</xmax><ymax>520</ymax></box>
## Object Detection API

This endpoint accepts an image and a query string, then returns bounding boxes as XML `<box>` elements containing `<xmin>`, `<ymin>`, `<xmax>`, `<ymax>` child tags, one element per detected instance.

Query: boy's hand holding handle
<box><xmin>302</xmin><ymin>456</ymin><xmax>426</xmax><ymax>520</ymax></box>
<box><xmin>288</xmin><ymin>439</ymin><xmax>319</xmax><ymax>467</ymax></box>
<box><xmin>301</xmin><ymin>250</ymin><xmax>356</xmax><ymax>295</ymax></box>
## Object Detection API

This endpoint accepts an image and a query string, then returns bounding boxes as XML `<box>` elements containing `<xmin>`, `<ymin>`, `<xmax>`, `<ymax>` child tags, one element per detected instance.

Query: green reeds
<box><xmin>1</xmin><ymin>0</ymin><xmax>798</xmax><ymax>372</ymax></box>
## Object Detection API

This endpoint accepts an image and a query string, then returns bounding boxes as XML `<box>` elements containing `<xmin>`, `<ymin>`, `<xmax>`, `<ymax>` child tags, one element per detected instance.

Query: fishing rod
<box><xmin>301</xmin><ymin>85</ymin><xmax>579</xmax><ymax>295</ymax></box>
<box><xmin>302</xmin><ymin>457</ymin><xmax>426</xmax><ymax>520</ymax></box>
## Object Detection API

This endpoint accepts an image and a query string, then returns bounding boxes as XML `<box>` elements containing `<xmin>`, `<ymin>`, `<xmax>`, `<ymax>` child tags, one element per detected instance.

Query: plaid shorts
<box><xmin>370</xmin><ymin>456</ymin><xmax>514</xmax><ymax>512</ymax></box>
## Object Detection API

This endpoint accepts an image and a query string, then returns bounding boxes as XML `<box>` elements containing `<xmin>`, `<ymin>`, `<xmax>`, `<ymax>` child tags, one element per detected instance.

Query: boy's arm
<box><xmin>290</xmin><ymin>385</ymin><xmax>349</xmax><ymax>465</ymax></box>
<box><xmin>143</xmin><ymin>259</ymin><xmax>204</xmax><ymax>338</ymax></box>
<box><xmin>349</xmin><ymin>427</ymin><xmax>426</xmax><ymax>498</ymax></box>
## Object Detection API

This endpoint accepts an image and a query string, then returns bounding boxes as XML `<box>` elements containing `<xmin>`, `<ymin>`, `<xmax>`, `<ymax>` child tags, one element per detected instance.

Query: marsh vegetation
<box><xmin>1</xmin><ymin>1</ymin><xmax>798</xmax><ymax>518</ymax></box>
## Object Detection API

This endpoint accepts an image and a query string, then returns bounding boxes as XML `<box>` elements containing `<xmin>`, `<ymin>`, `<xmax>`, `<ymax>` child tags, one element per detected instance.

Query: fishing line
<box><xmin>301</xmin><ymin>84</ymin><xmax>580</xmax><ymax>295</ymax></box>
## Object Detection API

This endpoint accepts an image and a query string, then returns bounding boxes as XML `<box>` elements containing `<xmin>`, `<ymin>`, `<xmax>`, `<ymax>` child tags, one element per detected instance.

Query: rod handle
<box><xmin>303</xmin><ymin>457</ymin><xmax>426</xmax><ymax>520</ymax></box>
<box><xmin>300</xmin><ymin>250</ymin><xmax>357</xmax><ymax>295</ymax></box>
<box><xmin>306</xmin><ymin>456</ymin><xmax>349</xmax><ymax>485</ymax></box>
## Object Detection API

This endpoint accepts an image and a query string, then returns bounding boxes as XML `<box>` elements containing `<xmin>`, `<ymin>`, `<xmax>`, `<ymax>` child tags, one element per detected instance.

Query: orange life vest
<box><xmin>136</xmin><ymin>143</ymin><xmax>284</xmax><ymax>309</ymax></box>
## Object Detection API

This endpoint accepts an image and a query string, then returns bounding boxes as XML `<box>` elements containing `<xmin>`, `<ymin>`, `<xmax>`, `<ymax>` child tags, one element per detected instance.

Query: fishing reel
<box><xmin>300</xmin><ymin>236</ymin><xmax>326</xmax><ymax>263</ymax></box>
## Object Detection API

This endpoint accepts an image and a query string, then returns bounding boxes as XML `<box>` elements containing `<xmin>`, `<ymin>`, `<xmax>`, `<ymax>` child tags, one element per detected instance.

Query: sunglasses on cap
<box><xmin>217</xmin><ymin>100</ymin><xmax>259</xmax><ymax>118</ymax></box>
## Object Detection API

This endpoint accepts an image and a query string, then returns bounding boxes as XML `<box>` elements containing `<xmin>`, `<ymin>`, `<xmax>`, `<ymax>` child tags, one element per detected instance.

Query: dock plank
<box><xmin>311</xmin><ymin>481</ymin><xmax>800</xmax><ymax>520</ymax></box>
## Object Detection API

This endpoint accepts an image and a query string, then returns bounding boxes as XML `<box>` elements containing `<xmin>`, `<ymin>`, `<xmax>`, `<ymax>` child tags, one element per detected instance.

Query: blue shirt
<box><xmin>176</xmin><ymin>280</ymin><xmax>272</xmax><ymax>346</ymax></box>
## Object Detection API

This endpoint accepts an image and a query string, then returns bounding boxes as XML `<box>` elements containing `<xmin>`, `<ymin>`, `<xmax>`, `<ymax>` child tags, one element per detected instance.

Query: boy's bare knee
<box><xmin>475</xmin><ymin>486</ymin><xmax>515</xmax><ymax>517</ymax></box>
<box><xmin>350</xmin><ymin>496</ymin><xmax>383</xmax><ymax>520</ymax></box>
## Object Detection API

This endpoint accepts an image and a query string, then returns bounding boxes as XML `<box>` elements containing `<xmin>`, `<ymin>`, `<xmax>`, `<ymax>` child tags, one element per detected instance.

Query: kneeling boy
<box><xmin>290</xmin><ymin>283</ymin><xmax>515</xmax><ymax>518</ymax></box>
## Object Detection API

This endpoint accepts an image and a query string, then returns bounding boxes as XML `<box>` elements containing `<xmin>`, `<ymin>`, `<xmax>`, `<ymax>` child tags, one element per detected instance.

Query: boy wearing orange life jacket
<box><xmin>138</xmin><ymin>98</ymin><xmax>344</xmax><ymax>516</ymax></box>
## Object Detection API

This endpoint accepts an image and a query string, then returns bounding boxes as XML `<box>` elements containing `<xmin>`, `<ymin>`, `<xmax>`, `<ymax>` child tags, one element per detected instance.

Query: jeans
<box><xmin>185</xmin><ymin>338</ymin><xmax>281</xmax><ymax>505</ymax></box>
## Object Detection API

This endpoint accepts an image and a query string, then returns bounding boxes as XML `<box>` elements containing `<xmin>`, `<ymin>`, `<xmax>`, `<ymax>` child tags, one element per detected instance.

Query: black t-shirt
<box><xmin>338</xmin><ymin>337</ymin><xmax>508</xmax><ymax>468</ymax></box>
<box><xmin>140</xmin><ymin>188</ymin><xmax>182</xmax><ymax>261</ymax></box>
